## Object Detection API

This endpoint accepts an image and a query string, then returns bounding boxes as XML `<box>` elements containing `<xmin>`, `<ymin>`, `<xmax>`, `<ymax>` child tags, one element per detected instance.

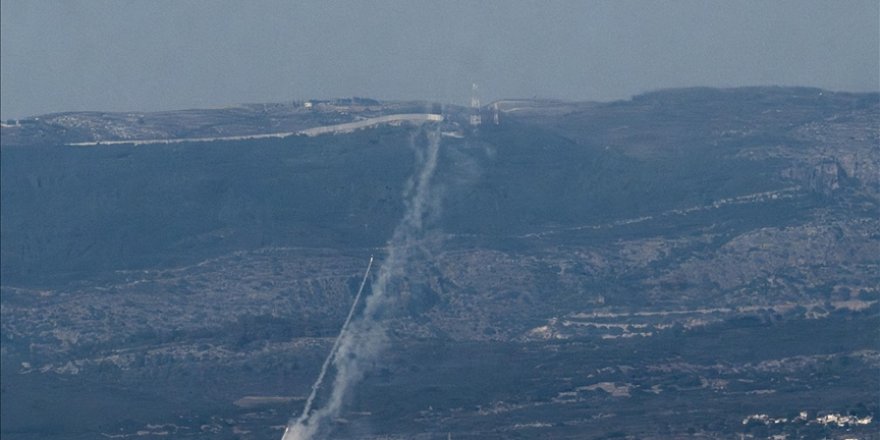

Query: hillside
<box><xmin>1</xmin><ymin>87</ymin><xmax>878</xmax><ymax>439</ymax></box>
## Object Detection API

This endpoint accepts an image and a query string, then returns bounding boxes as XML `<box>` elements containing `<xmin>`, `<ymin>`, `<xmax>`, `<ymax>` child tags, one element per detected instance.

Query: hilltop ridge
<box><xmin>5</xmin><ymin>86</ymin><xmax>875</xmax><ymax>148</ymax></box>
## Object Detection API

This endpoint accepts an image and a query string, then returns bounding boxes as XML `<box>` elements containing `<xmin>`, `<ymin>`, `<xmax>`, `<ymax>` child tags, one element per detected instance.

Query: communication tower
<box><xmin>469</xmin><ymin>83</ymin><xmax>481</xmax><ymax>126</ymax></box>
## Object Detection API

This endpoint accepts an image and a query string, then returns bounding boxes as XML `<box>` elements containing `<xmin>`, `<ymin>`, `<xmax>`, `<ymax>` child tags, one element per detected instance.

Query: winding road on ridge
<box><xmin>67</xmin><ymin>113</ymin><xmax>444</xmax><ymax>146</ymax></box>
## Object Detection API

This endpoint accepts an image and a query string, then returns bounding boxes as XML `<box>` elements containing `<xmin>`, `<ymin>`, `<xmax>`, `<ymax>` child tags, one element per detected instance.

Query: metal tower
<box><xmin>469</xmin><ymin>83</ymin><xmax>481</xmax><ymax>126</ymax></box>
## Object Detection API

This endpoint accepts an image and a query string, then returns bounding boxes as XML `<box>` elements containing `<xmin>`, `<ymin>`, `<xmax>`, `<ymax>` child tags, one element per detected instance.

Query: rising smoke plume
<box><xmin>283</xmin><ymin>128</ymin><xmax>443</xmax><ymax>440</ymax></box>
<box><xmin>287</xmin><ymin>256</ymin><xmax>374</xmax><ymax>435</ymax></box>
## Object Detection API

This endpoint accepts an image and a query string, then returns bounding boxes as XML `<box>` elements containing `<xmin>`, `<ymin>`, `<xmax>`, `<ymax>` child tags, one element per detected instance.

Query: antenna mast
<box><xmin>469</xmin><ymin>83</ymin><xmax>482</xmax><ymax>126</ymax></box>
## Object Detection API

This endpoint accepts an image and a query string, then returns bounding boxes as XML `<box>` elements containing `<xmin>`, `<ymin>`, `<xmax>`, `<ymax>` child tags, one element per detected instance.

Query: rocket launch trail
<box><xmin>284</xmin><ymin>127</ymin><xmax>443</xmax><ymax>440</ymax></box>
<box><xmin>283</xmin><ymin>256</ymin><xmax>374</xmax><ymax>439</ymax></box>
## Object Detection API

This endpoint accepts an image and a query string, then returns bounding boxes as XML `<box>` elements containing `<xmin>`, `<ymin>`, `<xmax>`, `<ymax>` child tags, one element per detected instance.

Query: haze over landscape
<box><xmin>1</xmin><ymin>0</ymin><xmax>878</xmax><ymax>119</ymax></box>
<box><xmin>1</xmin><ymin>2</ymin><xmax>879</xmax><ymax>440</ymax></box>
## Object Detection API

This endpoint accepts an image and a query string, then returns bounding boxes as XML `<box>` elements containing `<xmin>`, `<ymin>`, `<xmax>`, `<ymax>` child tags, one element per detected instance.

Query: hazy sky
<box><xmin>1</xmin><ymin>0</ymin><xmax>878</xmax><ymax>119</ymax></box>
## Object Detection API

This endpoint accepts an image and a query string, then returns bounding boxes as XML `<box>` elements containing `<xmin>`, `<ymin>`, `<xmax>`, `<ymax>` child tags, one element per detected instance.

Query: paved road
<box><xmin>67</xmin><ymin>113</ymin><xmax>444</xmax><ymax>146</ymax></box>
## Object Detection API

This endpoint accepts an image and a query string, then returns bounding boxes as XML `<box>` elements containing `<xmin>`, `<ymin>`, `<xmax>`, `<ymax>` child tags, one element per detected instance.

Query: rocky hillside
<box><xmin>2</xmin><ymin>87</ymin><xmax>878</xmax><ymax>439</ymax></box>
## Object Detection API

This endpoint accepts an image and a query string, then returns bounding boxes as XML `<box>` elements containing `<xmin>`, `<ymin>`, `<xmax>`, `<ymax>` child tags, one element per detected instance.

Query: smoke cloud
<box><xmin>283</xmin><ymin>128</ymin><xmax>443</xmax><ymax>440</ymax></box>
<box><xmin>287</xmin><ymin>256</ymin><xmax>374</xmax><ymax>436</ymax></box>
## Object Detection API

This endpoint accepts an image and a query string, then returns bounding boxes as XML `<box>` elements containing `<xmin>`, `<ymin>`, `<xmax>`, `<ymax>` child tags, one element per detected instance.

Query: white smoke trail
<box><xmin>286</xmin><ymin>256</ymin><xmax>374</xmax><ymax>437</ymax></box>
<box><xmin>283</xmin><ymin>128</ymin><xmax>443</xmax><ymax>440</ymax></box>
